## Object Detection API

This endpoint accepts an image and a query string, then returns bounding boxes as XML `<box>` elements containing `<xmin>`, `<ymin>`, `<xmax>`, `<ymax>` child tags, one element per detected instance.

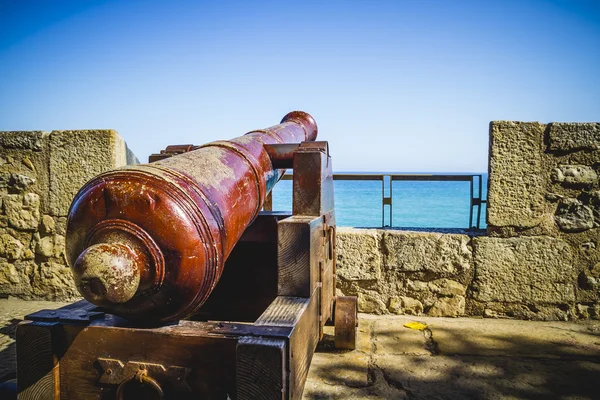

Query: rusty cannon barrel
<box><xmin>65</xmin><ymin>111</ymin><xmax>317</xmax><ymax>322</ymax></box>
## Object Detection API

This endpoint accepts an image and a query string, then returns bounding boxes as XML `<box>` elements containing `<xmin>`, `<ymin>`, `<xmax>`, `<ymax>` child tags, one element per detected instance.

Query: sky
<box><xmin>0</xmin><ymin>0</ymin><xmax>599</xmax><ymax>172</ymax></box>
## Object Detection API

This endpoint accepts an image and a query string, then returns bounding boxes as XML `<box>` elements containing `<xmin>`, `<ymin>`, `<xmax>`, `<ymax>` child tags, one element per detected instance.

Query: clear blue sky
<box><xmin>1</xmin><ymin>0</ymin><xmax>598</xmax><ymax>172</ymax></box>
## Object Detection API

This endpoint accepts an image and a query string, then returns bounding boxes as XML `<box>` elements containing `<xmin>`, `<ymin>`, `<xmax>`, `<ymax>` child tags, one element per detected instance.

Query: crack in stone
<box><xmin>423</xmin><ymin>327</ymin><xmax>440</xmax><ymax>355</ymax></box>
<box><xmin>367</xmin><ymin>321</ymin><xmax>377</xmax><ymax>387</ymax></box>
<box><xmin>368</xmin><ymin>363</ymin><xmax>413</xmax><ymax>399</ymax></box>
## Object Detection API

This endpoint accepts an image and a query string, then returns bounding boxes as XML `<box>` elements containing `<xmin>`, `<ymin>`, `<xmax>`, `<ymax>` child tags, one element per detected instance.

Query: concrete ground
<box><xmin>1</xmin><ymin>298</ymin><xmax>600</xmax><ymax>399</ymax></box>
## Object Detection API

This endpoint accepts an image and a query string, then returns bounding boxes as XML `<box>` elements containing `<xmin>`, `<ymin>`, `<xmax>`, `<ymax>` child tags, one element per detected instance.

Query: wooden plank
<box><xmin>263</xmin><ymin>191</ymin><xmax>273</xmax><ymax>211</ymax></box>
<box><xmin>288</xmin><ymin>293</ymin><xmax>319</xmax><ymax>400</ymax></box>
<box><xmin>59</xmin><ymin>324</ymin><xmax>238</xmax><ymax>399</ymax></box>
<box><xmin>16</xmin><ymin>321</ymin><xmax>58</xmax><ymax>400</ymax></box>
<box><xmin>292</xmin><ymin>148</ymin><xmax>334</xmax><ymax>217</ymax></box>
<box><xmin>277</xmin><ymin>216</ymin><xmax>323</xmax><ymax>297</ymax></box>
<box><xmin>320</xmin><ymin>223</ymin><xmax>337</xmax><ymax>331</ymax></box>
<box><xmin>255</xmin><ymin>296</ymin><xmax>310</xmax><ymax>327</ymax></box>
<box><xmin>320</xmin><ymin>258</ymin><xmax>335</xmax><ymax>331</ymax></box>
<box><xmin>236</xmin><ymin>337</ymin><xmax>287</xmax><ymax>400</ymax></box>
<box><xmin>255</xmin><ymin>294</ymin><xmax>320</xmax><ymax>400</ymax></box>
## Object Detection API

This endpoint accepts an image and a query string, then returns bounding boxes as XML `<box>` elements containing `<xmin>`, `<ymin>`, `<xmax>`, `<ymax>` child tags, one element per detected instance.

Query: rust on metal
<box><xmin>66</xmin><ymin>111</ymin><xmax>318</xmax><ymax>322</ymax></box>
<box><xmin>263</xmin><ymin>143</ymin><xmax>300</xmax><ymax>169</ymax></box>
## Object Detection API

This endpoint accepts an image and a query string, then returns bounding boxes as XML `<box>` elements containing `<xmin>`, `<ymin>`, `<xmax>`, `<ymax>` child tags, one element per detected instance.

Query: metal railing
<box><xmin>276</xmin><ymin>173</ymin><xmax>486</xmax><ymax>229</ymax></box>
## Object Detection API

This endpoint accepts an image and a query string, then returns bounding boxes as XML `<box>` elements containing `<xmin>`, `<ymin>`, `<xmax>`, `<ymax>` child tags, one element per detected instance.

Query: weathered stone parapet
<box><xmin>470</xmin><ymin>236</ymin><xmax>576</xmax><ymax>317</ymax></box>
<box><xmin>488</xmin><ymin>121</ymin><xmax>600</xmax><ymax>238</ymax></box>
<box><xmin>48</xmin><ymin>130</ymin><xmax>133</xmax><ymax>216</ymax></box>
<box><xmin>548</xmin><ymin>123</ymin><xmax>600</xmax><ymax>152</ymax></box>
<box><xmin>336</xmin><ymin>228</ymin><xmax>382</xmax><ymax>282</ymax></box>
<box><xmin>478</xmin><ymin>120</ymin><xmax>600</xmax><ymax>319</ymax></box>
<box><xmin>487</xmin><ymin>122</ymin><xmax>546</xmax><ymax>229</ymax></box>
<box><xmin>336</xmin><ymin>228</ymin><xmax>473</xmax><ymax>317</ymax></box>
<box><xmin>336</xmin><ymin>227</ymin><xmax>599</xmax><ymax>320</ymax></box>
<box><xmin>0</xmin><ymin>129</ymin><xmax>137</xmax><ymax>300</ymax></box>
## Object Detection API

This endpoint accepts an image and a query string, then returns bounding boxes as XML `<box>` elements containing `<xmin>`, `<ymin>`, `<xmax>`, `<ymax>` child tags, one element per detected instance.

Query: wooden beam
<box><xmin>256</xmin><ymin>294</ymin><xmax>320</xmax><ymax>400</ymax></box>
<box><xmin>16</xmin><ymin>322</ymin><xmax>59</xmax><ymax>400</ymax></box>
<box><xmin>277</xmin><ymin>216</ymin><xmax>323</xmax><ymax>297</ymax></box>
<box><xmin>236</xmin><ymin>337</ymin><xmax>287</xmax><ymax>400</ymax></box>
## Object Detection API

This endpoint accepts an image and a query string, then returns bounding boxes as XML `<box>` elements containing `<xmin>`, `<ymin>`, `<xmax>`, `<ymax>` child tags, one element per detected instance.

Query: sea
<box><xmin>270</xmin><ymin>173</ymin><xmax>488</xmax><ymax>230</ymax></box>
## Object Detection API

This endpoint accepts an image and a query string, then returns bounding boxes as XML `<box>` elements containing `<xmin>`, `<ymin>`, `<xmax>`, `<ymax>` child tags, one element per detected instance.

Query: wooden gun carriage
<box><xmin>16</xmin><ymin>112</ymin><xmax>357</xmax><ymax>399</ymax></box>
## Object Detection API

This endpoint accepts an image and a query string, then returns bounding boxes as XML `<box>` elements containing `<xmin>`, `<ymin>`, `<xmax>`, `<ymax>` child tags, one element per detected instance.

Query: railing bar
<box><xmin>389</xmin><ymin>175</ymin><xmax>393</xmax><ymax>227</ymax></box>
<box><xmin>285</xmin><ymin>174</ymin><xmax>474</xmax><ymax>182</ymax></box>
<box><xmin>469</xmin><ymin>177</ymin><xmax>474</xmax><ymax>229</ymax></box>
<box><xmin>381</xmin><ymin>177</ymin><xmax>385</xmax><ymax>228</ymax></box>
<box><xmin>334</xmin><ymin>174</ymin><xmax>385</xmax><ymax>181</ymax></box>
<box><xmin>477</xmin><ymin>174</ymin><xmax>483</xmax><ymax>229</ymax></box>
<box><xmin>391</xmin><ymin>175</ymin><xmax>472</xmax><ymax>181</ymax></box>
<box><xmin>278</xmin><ymin>173</ymin><xmax>486</xmax><ymax>230</ymax></box>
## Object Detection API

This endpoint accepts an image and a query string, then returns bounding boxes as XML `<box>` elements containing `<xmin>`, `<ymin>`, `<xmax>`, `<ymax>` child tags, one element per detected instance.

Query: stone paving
<box><xmin>305</xmin><ymin>314</ymin><xmax>600</xmax><ymax>399</ymax></box>
<box><xmin>1</xmin><ymin>298</ymin><xmax>600</xmax><ymax>399</ymax></box>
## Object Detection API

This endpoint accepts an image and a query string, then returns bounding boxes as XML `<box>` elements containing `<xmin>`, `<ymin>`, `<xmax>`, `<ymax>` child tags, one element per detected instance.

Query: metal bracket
<box><xmin>98</xmin><ymin>358</ymin><xmax>192</xmax><ymax>392</ymax></box>
<box><xmin>25</xmin><ymin>309</ymin><xmax>105</xmax><ymax>324</ymax></box>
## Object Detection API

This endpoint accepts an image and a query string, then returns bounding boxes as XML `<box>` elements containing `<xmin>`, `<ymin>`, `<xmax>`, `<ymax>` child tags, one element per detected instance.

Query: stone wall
<box><xmin>337</xmin><ymin>122</ymin><xmax>600</xmax><ymax>320</ymax></box>
<box><xmin>336</xmin><ymin>229</ymin><xmax>473</xmax><ymax>317</ymax></box>
<box><xmin>475</xmin><ymin>122</ymin><xmax>600</xmax><ymax>320</ymax></box>
<box><xmin>0</xmin><ymin>130</ymin><xmax>137</xmax><ymax>300</ymax></box>
<box><xmin>3</xmin><ymin>122</ymin><xmax>598</xmax><ymax>321</ymax></box>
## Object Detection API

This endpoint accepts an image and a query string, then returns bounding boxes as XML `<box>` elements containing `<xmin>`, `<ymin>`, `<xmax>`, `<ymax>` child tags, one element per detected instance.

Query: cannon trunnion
<box><xmin>16</xmin><ymin>112</ymin><xmax>357</xmax><ymax>400</ymax></box>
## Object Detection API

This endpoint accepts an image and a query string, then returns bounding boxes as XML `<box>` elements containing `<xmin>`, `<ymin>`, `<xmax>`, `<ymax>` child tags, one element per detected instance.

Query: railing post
<box><xmin>469</xmin><ymin>177</ymin><xmax>474</xmax><ymax>228</ymax></box>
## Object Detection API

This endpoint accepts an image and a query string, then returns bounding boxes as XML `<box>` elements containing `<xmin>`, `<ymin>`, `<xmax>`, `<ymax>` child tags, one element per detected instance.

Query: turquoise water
<box><xmin>270</xmin><ymin>173</ymin><xmax>488</xmax><ymax>229</ymax></box>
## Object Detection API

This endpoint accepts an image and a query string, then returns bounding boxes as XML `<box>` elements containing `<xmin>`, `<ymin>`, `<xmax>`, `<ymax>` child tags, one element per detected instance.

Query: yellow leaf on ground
<box><xmin>403</xmin><ymin>321</ymin><xmax>428</xmax><ymax>331</ymax></box>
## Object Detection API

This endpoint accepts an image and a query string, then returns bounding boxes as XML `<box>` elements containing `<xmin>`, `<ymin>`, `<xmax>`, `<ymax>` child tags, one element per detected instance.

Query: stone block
<box><xmin>357</xmin><ymin>291</ymin><xmax>387</xmax><ymax>314</ymax></box>
<box><xmin>9</xmin><ymin>173</ymin><xmax>36</xmax><ymax>191</ymax></box>
<box><xmin>3</xmin><ymin>193</ymin><xmax>40</xmax><ymax>230</ymax></box>
<box><xmin>383</xmin><ymin>231</ymin><xmax>472</xmax><ymax>276</ymax></box>
<box><xmin>336</xmin><ymin>228</ymin><xmax>381</xmax><ymax>281</ymax></box>
<box><xmin>0</xmin><ymin>233</ymin><xmax>24</xmax><ymax>260</ymax></box>
<box><xmin>39</xmin><ymin>215</ymin><xmax>55</xmax><ymax>234</ymax></box>
<box><xmin>428</xmin><ymin>278</ymin><xmax>466</xmax><ymax>296</ymax></box>
<box><xmin>0</xmin><ymin>149</ymin><xmax>49</xmax><ymax>213</ymax></box>
<box><xmin>48</xmin><ymin>130</ymin><xmax>131</xmax><ymax>216</ymax></box>
<box><xmin>487</xmin><ymin>121</ymin><xmax>545</xmax><ymax>228</ymax></box>
<box><xmin>31</xmin><ymin>262</ymin><xmax>78</xmax><ymax>300</ymax></box>
<box><xmin>580</xmin><ymin>191</ymin><xmax>600</xmax><ymax>225</ymax></box>
<box><xmin>552</xmin><ymin>165</ymin><xmax>598</xmax><ymax>186</ymax></box>
<box><xmin>427</xmin><ymin>296</ymin><xmax>465</xmax><ymax>317</ymax></box>
<box><xmin>0</xmin><ymin>131</ymin><xmax>46</xmax><ymax>151</ymax></box>
<box><xmin>31</xmin><ymin>232</ymin><xmax>65</xmax><ymax>259</ymax></box>
<box><xmin>388</xmin><ymin>296</ymin><xmax>423</xmax><ymax>315</ymax></box>
<box><xmin>472</xmin><ymin>236</ymin><xmax>576</xmax><ymax>304</ymax></box>
<box><xmin>548</xmin><ymin>123</ymin><xmax>600</xmax><ymax>152</ymax></box>
<box><xmin>34</xmin><ymin>235</ymin><xmax>55</xmax><ymax>257</ymax></box>
<box><xmin>554</xmin><ymin>198</ymin><xmax>594</xmax><ymax>232</ymax></box>
<box><xmin>0</xmin><ymin>261</ymin><xmax>34</xmax><ymax>297</ymax></box>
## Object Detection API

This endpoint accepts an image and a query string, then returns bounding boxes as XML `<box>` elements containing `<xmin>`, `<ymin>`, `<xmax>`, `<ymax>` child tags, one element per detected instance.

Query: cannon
<box><xmin>15</xmin><ymin>112</ymin><xmax>357</xmax><ymax>400</ymax></box>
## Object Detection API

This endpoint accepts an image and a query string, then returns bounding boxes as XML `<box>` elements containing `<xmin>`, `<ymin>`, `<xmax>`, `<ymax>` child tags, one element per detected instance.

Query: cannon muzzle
<box><xmin>66</xmin><ymin>111</ymin><xmax>317</xmax><ymax>322</ymax></box>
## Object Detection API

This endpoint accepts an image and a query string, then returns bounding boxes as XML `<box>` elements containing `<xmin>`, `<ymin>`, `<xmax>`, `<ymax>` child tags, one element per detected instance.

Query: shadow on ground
<box><xmin>0</xmin><ymin>318</ymin><xmax>21</xmax><ymax>383</ymax></box>
<box><xmin>305</xmin><ymin>319</ymin><xmax>600</xmax><ymax>399</ymax></box>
